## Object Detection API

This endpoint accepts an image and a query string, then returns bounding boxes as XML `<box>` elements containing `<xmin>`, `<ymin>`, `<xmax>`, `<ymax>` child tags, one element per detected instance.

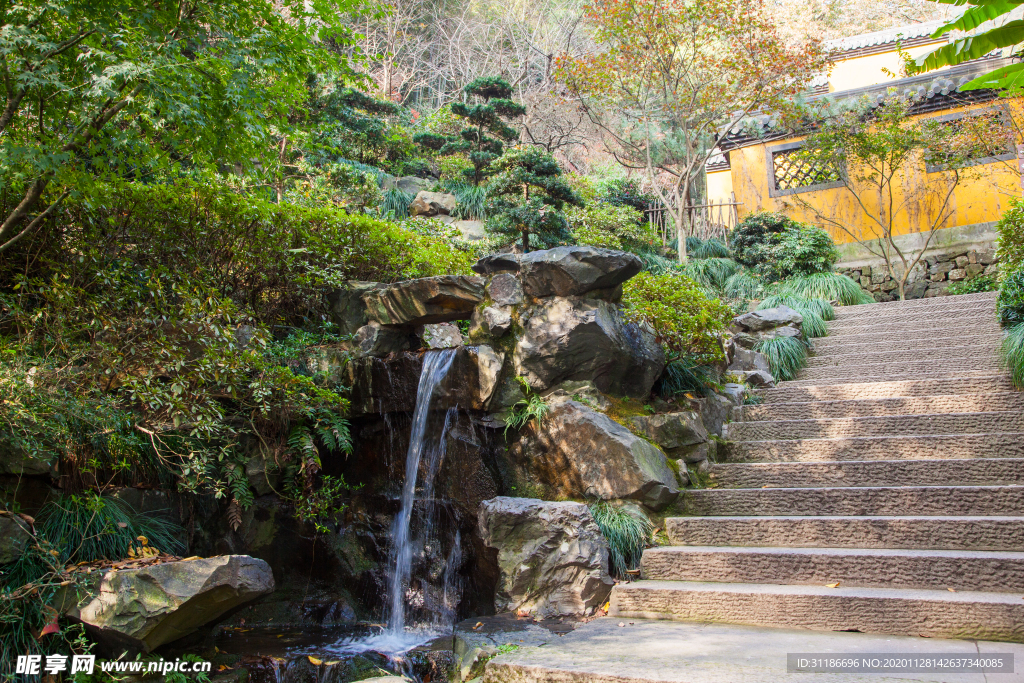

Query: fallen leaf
<box><xmin>39</xmin><ymin>617</ymin><xmax>60</xmax><ymax>637</ymax></box>
<box><xmin>603</xmin><ymin>602</ymin><xmax>610</xmax><ymax>612</ymax></box>
<box><xmin>117</xmin><ymin>522</ymin><xmax>128</xmax><ymax>528</ymax></box>
<box><xmin>826</xmin><ymin>582</ymin><xmax>840</xmax><ymax>588</ymax></box>
<box><xmin>947</xmin><ymin>588</ymin><xmax>956</xmax><ymax>592</ymax></box>
<box><xmin>307</xmin><ymin>656</ymin><xmax>322</xmax><ymax>666</ymax></box>
<box><xmin>472</xmin><ymin>622</ymin><xmax>483</xmax><ymax>630</ymax></box>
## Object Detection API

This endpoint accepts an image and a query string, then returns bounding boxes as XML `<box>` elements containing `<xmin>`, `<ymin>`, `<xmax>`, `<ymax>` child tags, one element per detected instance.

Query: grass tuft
<box><xmin>753</xmin><ymin>335</ymin><xmax>808</xmax><ymax>382</ymax></box>
<box><xmin>779</xmin><ymin>272</ymin><xmax>873</xmax><ymax>306</ymax></box>
<box><xmin>589</xmin><ymin>500</ymin><xmax>654</xmax><ymax>579</ymax></box>
<box><xmin>758</xmin><ymin>293</ymin><xmax>833</xmax><ymax>337</ymax></box>
<box><xmin>658</xmin><ymin>355</ymin><xmax>720</xmax><ymax>397</ymax></box>
<box><xmin>681</xmin><ymin>257</ymin><xmax>739</xmax><ymax>291</ymax></box>
<box><xmin>452</xmin><ymin>184</ymin><xmax>488</xmax><ymax>220</ymax></box>
<box><xmin>380</xmin><ymin>188</ymin><xmax>414</xmax><ymax>219</ymax></box>
<box><xmin>687</xmin><ymin>236</ymin><xmax>731</xmax><ymax>259</ymax></box>
<box><xmin>1001</xmin><ymin>322</ymin><xmax>1024</xmax><ymax>388</ymax></box>
<box><xmin>723</xmin><ymin>270</ymin><xmax>764</xmax><ymax>299</ymax></box>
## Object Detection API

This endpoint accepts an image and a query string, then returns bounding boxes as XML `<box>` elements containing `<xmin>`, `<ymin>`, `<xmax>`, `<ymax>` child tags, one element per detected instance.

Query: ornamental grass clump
<box><xmin>779</xmin><ymin>271</ymin><xmax>874</xmax><ymax>305</ymax></box>
<box><xmin>753</xmin><ymin>336</ymin><xmax>809</xmax><ymax>382</ymax></box>
<box><xmin>681</xmin><ymin>257</ymin><xmax>740</xmax><ymax>292</ymax></box>
<box><xmin>757</xmin><ymin>293</ymin><xmax>833</xmax><ymax>337</ymax></box>
<box><xmin>589</xmin><ymin>500</ymin><xmax>654</xmax><ymax>579</ymax></box>
<box><xmin>1000</xmin><ymin>323</ymin><xmax>1024</xmax><ymax>389</ymax></box>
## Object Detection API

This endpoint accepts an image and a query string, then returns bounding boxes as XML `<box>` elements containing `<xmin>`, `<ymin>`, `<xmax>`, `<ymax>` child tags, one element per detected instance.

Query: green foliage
<box><xmin>485</xmin><ymin>146</ymin><xmax>584</xmax><ymax>251</ymax></box>
<box><xmin>414</xmin><ymin>76</ymin><xmax>526</xmax><ymax>186</ymax></box>
<box><xmin>657</xmin><ymin>355</ymin><xmax>720</xmax><ymax>398</ymax></box>
<box><xmin>599</xmin><ymin>177</ymin><xmax>655</xmax><ymax>214</ymax></box>
<box><xmin>947</xmin><ymin>275</ymin><xmax>999</xmax><ymax>295</ymax></box>
<box><xmin>304</xmin><ymin>86</ymin><xmax>412</xmax><ymax>170</ymax></box>
<box><xmin>380</xmin><ymin>188</ymin><xmax>415</xmax><ymax>219</ymax></box>
<box><xmin>286</xmin><ymin>162</ymin><xmax>383</xmax><ymax>213</ymax></box>
<box><xmin>504</xmin><ymin>395</ymin><xmax>550</xmax><ymax>437</ymax></box>
<box><xmin>37</xmin><ymin>494</ymin><xmax>185</xmax><ymax>565</ymax></box>
<box><xmin>998</xmin><ymin>268</ymin><xmax>1024</xmax><ymax>328</ymax></box>
<box><xmin>566</xmin><ymin>203</ymin><xmax>655</xmax><ymax>252</ymax></box>
<box><xmin>723</xmin><ymin>271</ymin><xmax>765</xmax><ymax>299</ymax></box>
<box><xmin>450</xmin><ymin>184</ymin><xmax>489</xmax><ymax>221</ymax></box>
<box><xmin>622</xmin><ymin>272</ymin><xmax>732</xmax><ymax>362</ymax></box>
<box><xmin>589</xmin><ymin>501</ymin><xmax>654</xmax><ymax>579</ymax></box>
<box><xmin>1000</xmin><ymin>322</ymin><xmax>1024</xmax><ymax>389</ymax></box>
<box><xmin>681</xmin><ymin>257</ymin><xmax>740</xmax><ymax>292</ymax></box>
<box><xmin>730</xmin><ymin>212</ymin><xmax>794</xmax><ymax>268</ymax></box>
<box><xmin>996</xmin><ymin>199</ymin><xmax>1024</xmax><ymax>275</ymax></box>
<box><xmin>730</xmin><ymin>213</ymin><xmax>838</xmax><ymax>282</ymax></box>
<box><xmin>753</xmin><ymin>336</ymin><xmax>808</xmax><ymax>382</ymax></box>
<box><xmin>687</xmin><ymin>237</ymin><xmax>732</xmax><ymax>259</ymax></box>
<box><xmin>291</xmin><ymin>474</ymin><xmax>358</xmax><ymax>534</ymax></box>
<box><xmin>758</xmin><ymin>293</ymin><xmax>833</xmax><ymax>337</ymax></box>
<box><xmin>779</xmin><ymin>272</ymin><xmax>874</xmax><ymax>305</ymax></box>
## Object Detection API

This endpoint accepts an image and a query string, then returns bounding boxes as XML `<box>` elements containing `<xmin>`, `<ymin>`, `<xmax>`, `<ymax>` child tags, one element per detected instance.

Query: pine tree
<box><xmin>414</xmin><ymin>76</ymin><xmax>526</xmax><ymax>185</ymax></box>
<box><xmin>486</xmin><ymin>146</ymin><xmax>584</xmax><ymax>252</ymax></box>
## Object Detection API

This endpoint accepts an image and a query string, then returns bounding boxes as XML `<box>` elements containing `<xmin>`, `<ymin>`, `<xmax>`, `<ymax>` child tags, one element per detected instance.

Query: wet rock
<box><xmin>364</xmin><ymin>276</ymin><xmax>485</xmax><ymax>326</ymax></box>
<box><xmin>418</xmin><ymin>322</ymin><xmax>464</xmax><ymax>349</ymax></box>
<box><xmin>409</xmin><ymin>191</ymin><xmax>458</xmax><ymax>217</ymax></box>
<box><xmin>478</xmin><ymin>497</ymin><xmax>613</xmax><ymax>618</ymax></box>
<box><xmin>351</xmin><ymin>322</ymin><xmax>411</xmax><ymax>357</ymax></box>
<box><xmin>0</xmin><ymin>444</ymin><xmax>53</xmax><ymax>476</ymax></box>
<box><xmin>732</xmin><ymin>306</ymin><xmax>803</xmax><ymax>332</ymax></box>
<box><xmin>245</xmin><ymin>449</ymin><xmax>280</xmax><ymax>497</ymax></box>
<box><xmin>628</xmin><ymin>412</ymin><xmax>708</xmax><ymax>450</ymax></box>
<box><xmin>518</xmin><ymin>246</ymin><xmax>642</xmax><ymax>298</ymax></box>
<box><xmin>326</xmin><ymin>282</ymin><xmax>386</xmax><ymax>335</ymax></box>
<box><xmin>510</xmin><ymin>400</ymin><xmax>679</xmax><ymax>510</ymax></box>
<box><xmin>488</xmin><ymin>272</ymin><xmax>524</xmax><ymax>306</ymax></box>
<box><xmin>514</xmin><ymin>297</ymin><xmax>664</xmax><ymax>398</ymax></box>
<box><xmin>58</xmin><ymin>555</ymin><xmax>274</xmax><ymax>653</ymax></box>
<box><xmin>0</xmin><ymin>512</ymin><xmax>32</xmax><ymax>564</ymax></box>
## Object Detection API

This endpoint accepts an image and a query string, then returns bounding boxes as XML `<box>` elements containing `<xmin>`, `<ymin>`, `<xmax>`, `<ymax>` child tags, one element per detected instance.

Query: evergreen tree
<box><xmin>414</xmin><ymin>77</ymin><xmax>526</xmax><ymax>185</ymax></box>
<box><xmin>486</xmin><ymin>146</ymin><xmax>584</xmax><ymax>252</ymax></box>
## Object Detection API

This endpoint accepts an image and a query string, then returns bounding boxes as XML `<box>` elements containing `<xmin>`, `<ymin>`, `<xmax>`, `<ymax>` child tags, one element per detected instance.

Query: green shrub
<box><xmin>779</xmin><ymin>272</ymin><xmax>874</xmax><ymax>306</ymax></box>
<box><xmin>657</xmin><ymin>355</ymin><xmax>720</xmax><ymax>397</ymax></box>
<box><xmin>687</xmin><ymin>236</ymin><xmax>731</xmax><ymax>259</ymax></box>
<box><xmin>730</xmin><ymin>212</ymin><xmax>794</xmax><ymax>267</ymax></box>
<box><xmin>996</xmin><ymin>199</ymin><xmax>1024</xmax><ymax>274</ymax></box>
<box><xmin>753</xmin><ymin>336</ymin><xmax>808</xmax><ymax>382</ymax></box>
<box><xmin>730</xmin><ymin>213</ymin><xmax>838</xmax><ymax>282</ymax></box>
<box><xmin>622</xmin><ymin>272</ymin><xmax>733</xmax><ymax>363</ymax></box>
<box><xmin>947</xmin><ymin>275</ymin><xmax>998</xmax><ymax>295</ymax></box>
<box><xmin>1000</xmin><ymin>322</ymin><xmax>1024</xmax><ymax>388</ymax></box>
<box><xmin>589</xmin><ymin>500</ymin><xmax>654</xmax><ymax>579</ymax></box>
<box><xmin>998</xmin><ymin>268</ymin><xmax>1024</xmax><ymax>328</ymax></box>
<box><xmin>380</xmin><ymin>188</ymin><xmax>414</xmax><ymax>218</ymax></box>
<box><xmin>567</xmin><ymin>203</ymin><xmax>654</xmax><ymax>252</ymax></box>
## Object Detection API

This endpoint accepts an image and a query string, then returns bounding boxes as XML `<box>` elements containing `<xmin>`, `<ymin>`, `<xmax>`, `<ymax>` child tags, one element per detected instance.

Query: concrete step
<box><xmin>826</xmin><ymin>312</ymin><xmax>999</xmax><ymax>337</ymax></box>
<box><xmin>738</xmin><ymin>392</ymin><xmax>1024</xmax><ymax>421</ymax></box>
<box><xmin>482</xmin><ymin>618</ymin><xmax>1024</xmax><ymax>683</ymax></box>
<box><xmin>817</xmin><ymin>321</ymin><xmax>1002</xmax><ymax>345</ymax></box>
<box><xmin>835</xmin><ymin>290</ymin><xmax>997</xmax><ymax>316</ymax></box>
<box><xmin>806</xmin><ymin>344</ymin><xmax>998</xmax><ymax>369</ymax></box>
<box><xmin>609</xmin><ymin>580</ymin><xmax>1024</xmax><ymax>642</ymax></box>
<box><xmin>758</xmin><ymin>375</ymin><xmax>1015</xmax><ymax>403</ymax></box>
<box><xmin>723</xmin><ymin>433</ymin><xmax>1024</xmax><ymax>462</ymax></box>
<box><xmin>812</xmin><ymin>332</ymin><xmax>1005</xmax><ymax>356</ymax></box>
<box><xmin>641</xmin><ymin>546</ymin><xmax>1024</xmax><ymax>592</ymax></box>
<box><xmin>782</xmin><ymin>368</ymin><xmax>1001</xmax><ymax>387</ymax></box>
<box><xmin>794</xmin><ymin>359</ymin><xmax>1002</xmax><ymax>382</ymax></box>
<box><xmin>708</xmin><ymin>458</ymin><xmax>1024</xmax><ymax>489</ymax></box>
<box><xmin>832</xmin><ymin>298</ymin><xmax>996</xmax><ymax>323</ymax></box>
<box><xmin>680</xmin><ymin>485</ymin><xmax>1024</xmax><ymax>516</ymax></box>
<box><xmin>665</xmin><ymin>515</ymin><xmax>1024</xmax><ymax>551</ymax></box>
<box><xmin>725</xmin><ymin>411</ymin><xmax>1024</xmax><ymax>441</ymax></box>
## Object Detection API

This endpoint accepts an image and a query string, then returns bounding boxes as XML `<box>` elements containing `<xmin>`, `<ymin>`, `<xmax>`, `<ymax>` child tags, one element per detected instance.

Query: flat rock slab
<box><xmin>483</xmin><ymin>618</ymin><xmax>1024</xmax><ymax>683</ymax></box>
<box><xmin>518</xmin><ymin>246</ymin><xmax>642</xmax><ymax>298</ymax></box>
<box><xmin>364</xmin><ymin>275</ymin><xmax>485</xmax><ymax>326</ymax></box>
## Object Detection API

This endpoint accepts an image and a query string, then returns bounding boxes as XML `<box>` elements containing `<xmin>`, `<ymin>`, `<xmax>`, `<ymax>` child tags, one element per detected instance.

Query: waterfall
<box><xmin>385</xmin><ymin>349</ymin><xmax>457</xmax><ymax>635</ymax></box>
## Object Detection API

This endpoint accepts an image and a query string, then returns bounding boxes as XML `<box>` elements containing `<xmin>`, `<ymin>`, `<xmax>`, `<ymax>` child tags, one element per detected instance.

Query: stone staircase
<box><xmin>610</xmin><ymin>291</ymin><xmax>1024</xmax><ymax>642</ymax></box>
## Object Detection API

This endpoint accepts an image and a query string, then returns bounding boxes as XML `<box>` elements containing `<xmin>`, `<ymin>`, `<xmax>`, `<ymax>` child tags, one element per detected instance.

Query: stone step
<box><xmin>641</xmin><ymin>546</ymin><xmax>1024</xmax><ymax>592</ymax></box>
<box><xmin>806</xmin><ymin>344</ymin><xmax>998</xmax><ymax>369</ymax></box>
<box><xmin>794</xmin><ymin>359</ymin><xmax>1002</xmax><ymax>382</ymax></box>
<box><xmin>758</xmin><ymin>375</ymin><xmax>1015</xmax><ymax>403</ymax></box>
<box><xmin>812</xmin><ymin>331</ymin><xmax>1004</xmax><ymax>354</ymax></box>
<box><xmin>665</xmin><ymin>515</ymin><xmax>1024</xmax><ymax>551</ymax></box>
<box><xmin>826</xmin><ymin>310</ymin><xmax>998</xmax><ymax>336</ymax></box>
<box><xmin>832</xmin><ymin>298</ymin><xmax>995</xmax><ymax>322</ymax></box>
<box><xmin>609</xmin><ymin>580</ymin><xmax>1024</xmax><ymax>642</ymax></box>
<box><xmin>722</xmin><ymin>433</ymin><xmax>1024</xmax><ymax>462</ymax></box>
<box><xmin>781</xmin><ymin>368</ymin><xmax>1001</xmax><ymax>387</ymax></box>
<box><xmin>725</xmin><ymin>411</ymin><xmax>1024</xmax><ymax>441</ymax></box>
<box><xmin>738</xmin><ymin>392</ymin><xmax>1024</xmax><ymax>421</ymax></box>
<box><xmin>680</xmin><ymin>485</ymin><xmax>1024</xmax><ymax>516</ymax></box>
<box><xmin>817</xmin><ymin>325</ymin><xmax>1004</xmax><ymax>349</ymax></box>
<box><xmin>483</xmin><ymin>618</ymin><xmax>1024</xmax><ymax>683</ymax></box>
<box><xmin>835</xmin><ymin>290</ymin><xmax>997</xmax><ymax>315</ymax></box>
<box><xmin>708</xmin><ymin>458</ymin><xmax>1024</xmax><ymax>489</ymax></box>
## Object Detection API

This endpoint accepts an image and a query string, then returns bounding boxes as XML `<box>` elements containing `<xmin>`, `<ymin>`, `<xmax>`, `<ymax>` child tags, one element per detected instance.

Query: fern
<box><xmin>504</xmin><ymin>395</ymin><xmax>550</xmax><ymax>437</ymax></box>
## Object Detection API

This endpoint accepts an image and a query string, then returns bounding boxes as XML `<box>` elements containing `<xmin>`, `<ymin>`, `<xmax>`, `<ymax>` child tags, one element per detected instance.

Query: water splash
<box><xmin>386</xmin><ymin>349</ymin><xmax>457</xmax><ymax>637</ymax></box>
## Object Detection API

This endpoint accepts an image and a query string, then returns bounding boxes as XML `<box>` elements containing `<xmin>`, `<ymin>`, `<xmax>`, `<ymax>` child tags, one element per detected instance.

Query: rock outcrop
<box><xmin>58</xmin><ymin>555</ymin><xmax>274</xmax><ymax>653</ymax></box>
<box><xmin>409</xmin><ymin>191</ymin><xmax>458</xmax><ymax>217</ymax></box>
<box><xmin>514</xmin><ymin>297</ymin><xmax>664</xmax><ymax>398</ymax></box>
<box><xmin>478</xmin><ymin>497</ymin><xmax>613</xmax><ymax>618</ymax></box>
<box><xmin>732</xmin><ymin>305</ymin><xmax>803</xmax><ymax>333</ymax></box>
<box><xmin>364</xmin><ymin>275</ymin><xmax>485</xmax><ymax>326</ymax></box>
<box><xmin>628</xmin><ymin>411</ymin><xmax>709</xmax><ymax>451</ymax></box>
<box><xmin>327</xmin><ymin>282</ymin><xmax>386</xmax><ymax>335</ymax></box>
<box><xmin>509</xmin><ymin>400</ymin><xmax>679</xmax><ymax>510</ymax></box>
<box><xmin>517</xmin><ymin>246</ymin><xmax>642</xmax><ymax>298</ymax></box>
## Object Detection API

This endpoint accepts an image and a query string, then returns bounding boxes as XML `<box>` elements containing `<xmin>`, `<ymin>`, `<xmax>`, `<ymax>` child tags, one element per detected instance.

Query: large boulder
<box><xmin>385</xmin><ymin>175</ymin><xmax>432</xmax><ymax>196</ymax></box>
<box><xmin>409</xmin><ymin>191</ymin><xmax>457</xmax><ymax>217</ymax></box>
<box><xmin>517</xmin><ymin>246</ymin><xmax>642</xmax><ymax>298</ymax></box>
<box><xmin>509</xmin><ymin>400</ymin><xmax>679</xmax><ymax>510</ymax></box>
<box><xmin>326</xmin><ymin>282</ymin><xmax>386</xmax><ymax>336</ymax></box>
<box><xmin>350</xmin><ymin>322</ymin><xmax>412</xmax><ymax>357</ymax></box>
<box><xmin>472</xmin><ymin>254</ymin><xmax>522</xmax><ymax>275</ymax></box>
<box><xmin>732</xmin><ymin>306</ymin><xmax>803</xmax><ymax>332</ymax></box>
<box><xmin>0</xmin><ymin>512</ymin><xmax>32</xmax><ymax>564</ymax></box>
<box><xmin>58</xmin><ymin>555</ymin><xmax>274</xmax><ymax>653</ymax></box>
<box><xmin>478</xmin><ymin>497</ymin><xmax>613</xmax><ymax>618</ymax></box>
<box><xmin>628</xmin><ymin>411</ymin><xmax>708</xmax><ymax>451</ymax></box>
<box><xmin>470</xmin><ymin>305</ymin><xmax>512</xmax><ymax>338</ymax></box>
<box><xmin>364</xmin><ymin>276</ymin><xmax>485</xmax><ymax>326</ymax></box>
<box><xmin>728</xmin><ymin>347</ymin><xmax>771</xmax><ymax>375</ymax></box>
<box><xmin>418</xmin><ymin>322</ymin><xmax>464</xmax><ymax>349</ymax></box>
<box><xmin>514</xmin><ymin>297</ymin><xmax>664</xmax><ymax>398</ymax></box>
<box><xmin>487</xmin><ymin>273</ymin><xmax>524</xmax><ymax>306</ymax></box>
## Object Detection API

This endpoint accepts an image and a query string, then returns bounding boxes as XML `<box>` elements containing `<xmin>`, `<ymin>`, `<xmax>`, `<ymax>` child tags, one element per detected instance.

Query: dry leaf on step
<box><xmin>826</xmin><ymin>582</ymin><xmax>840</xmax><ymax>588</ymax></box>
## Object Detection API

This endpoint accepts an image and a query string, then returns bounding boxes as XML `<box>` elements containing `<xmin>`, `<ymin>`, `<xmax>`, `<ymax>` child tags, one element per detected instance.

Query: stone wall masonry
<box><xmin>837</xmin><ymin>247</ymin><xmax>999</xmax><ymax>302</ymax></box>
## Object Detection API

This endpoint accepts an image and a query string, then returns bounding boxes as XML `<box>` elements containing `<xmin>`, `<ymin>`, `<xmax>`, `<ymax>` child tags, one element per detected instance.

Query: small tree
<box><xmin>486</xmin><ymin>146</ymin><xmax>583</xmax><ymax>251</ymax></box>
<box><xmin>414</xmin><ymin>77</ymin><xmax>526</xmax><ymax>185</ymax></box>
<box><xmin>793</xmin><ymin>95</ymin><xmax>983</xmax><ymax>300</ymax></box>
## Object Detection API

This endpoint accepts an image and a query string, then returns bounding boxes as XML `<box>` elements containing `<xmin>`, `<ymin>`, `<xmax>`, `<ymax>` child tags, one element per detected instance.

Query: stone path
<box><xmin>483</xmin><ymin>291</ymin><xmax>1024</xmax><ymax>682</ymax></box>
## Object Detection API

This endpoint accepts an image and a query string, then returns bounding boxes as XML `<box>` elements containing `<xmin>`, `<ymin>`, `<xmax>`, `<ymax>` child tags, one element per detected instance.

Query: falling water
<box><xmin>386</xmin><ymin>349</ymin><xmax>457</xmax><ymax>635</ymax></box>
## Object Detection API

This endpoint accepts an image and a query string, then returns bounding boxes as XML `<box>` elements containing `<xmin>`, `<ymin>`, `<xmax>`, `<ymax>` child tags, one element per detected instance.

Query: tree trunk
<box><xmin>522</xmin><ymin>229</ymin><xmax>530</xmax><ymax>253</ymax></box>
<box><xmin>675</xmin><ymin>207</ymin><xmax>689</xmax><ymax>264</ymax></box>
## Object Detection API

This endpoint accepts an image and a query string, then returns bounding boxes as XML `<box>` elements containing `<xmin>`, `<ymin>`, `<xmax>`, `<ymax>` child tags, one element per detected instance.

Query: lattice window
<box><xmin>925</xmin><ymin>111</ymin><xmax>1014</xmax><ymax>172</ymax></box>
<box><xmin>772</xmin><ymin>148</ymin><xmax>841</xmax><ymax>191</ymax></box>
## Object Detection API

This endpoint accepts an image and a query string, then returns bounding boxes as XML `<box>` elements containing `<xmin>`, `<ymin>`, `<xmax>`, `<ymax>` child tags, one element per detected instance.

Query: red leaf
<box><xmin>39</xmin><ymin>617</ymin><xmax>60</xmax><ymax>638</ymax></box>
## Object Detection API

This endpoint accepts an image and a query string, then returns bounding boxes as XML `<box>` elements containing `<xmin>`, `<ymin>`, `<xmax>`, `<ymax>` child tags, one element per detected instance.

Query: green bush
<box><xmin>779</xmin><ymin>272</ymin><xmax>874</xmax><ymax>305</ymax></box>
<box><xmin>996</xmin><ymin>199</ymin><xmax>1024</xmax><ymax>275</ymax></box>
<box><xmin>622</xmin><ymin>272</ymin><xmax>733</xmax><ymax>363</ymax></box>
<box><xmin>567</xmin><ymin>203</ymin><xmax>655</xmax><ymax>252</ymax></box>
<box><xmin>998</xmin><ymin>268</ymin><xmax>1024</xmax><ymax>328</ymax></box>
<box><xmin>753</xmin><ymin>336</ymin><xmax>808</xmax><ymax>382</ymax></box>
<box><xmin>730</xmin><ymin>213</ymin><xmax>838</xmax><ymax>282</ymax></box>
<box><xmin>730</xmin><ymin>212</ymin><xmax>794</xmax><ymax>267</ymax></box>
<box><xmin>947</xmin><ymin>275</ymin><xmax>998</xmax><ymax>295</ymax></box>
<box><xmin>589</xmin><ymin>500</ymin><xmax>654</xmax><ymax>579</ymax></box>
<box><xmin>657</xmin><ymin>355</ymin><xmax>720</xmax><ymax>397</ymax></box>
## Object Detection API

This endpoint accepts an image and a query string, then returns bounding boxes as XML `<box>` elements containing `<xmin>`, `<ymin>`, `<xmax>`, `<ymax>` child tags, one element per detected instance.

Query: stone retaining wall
<box><xmin>837</xmin><ymin>247</ymin><xmax>1000</xmax><ymax>302</ymax></box>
